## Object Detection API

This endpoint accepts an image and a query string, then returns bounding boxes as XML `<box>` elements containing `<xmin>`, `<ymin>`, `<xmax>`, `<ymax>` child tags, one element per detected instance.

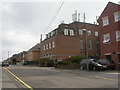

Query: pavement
<box><xmin>1</xmin><ymin>66</ymin><xmax>26</xmax><ymax>89</ymax></box>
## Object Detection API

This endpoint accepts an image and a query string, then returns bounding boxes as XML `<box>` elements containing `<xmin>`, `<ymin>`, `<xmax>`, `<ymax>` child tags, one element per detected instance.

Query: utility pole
<box><xmin>39</xmin><ymin>34</ymin><xmax>42</xmax><ymax>66</ymax></box>
<box><xmin>8</xmin><ymin>51</ymin><xmax>10</xmax><ymax>63</ymax></box>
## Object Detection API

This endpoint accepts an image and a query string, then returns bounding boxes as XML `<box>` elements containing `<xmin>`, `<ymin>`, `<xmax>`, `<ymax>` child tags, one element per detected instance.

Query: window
<box><xmin>64</xmin><ymin>29</ymin><xmax>69</xmax><ymax>35</ymax></box>
<box><xmin>46</xmin><ymin>44</ymin><xmax>48</xmax><ymax>49</ymax></box>
<box><xmin>52</xmin><ymin>41</ymin><xmax>55</xmax><ymax>48</ymax></box>
<box><xmin>88</xmin><ymin>40</ymin><xmax>92</xmax><ymax>49</ymax></box>
<box><xmin>102</xmin><ymin>16</ymin><xmax>109</xmax><ymax>26</ymax></box>
<box><xmin>87</xmin><ymin>31</ymin><xmax>91</xmax><ymax>35</ymax></box>
<box><xmin>106</xmin><ymin>55</ymin><xmax>111</xmax><ymax>60</ymax></box>
<box><xmin>116</xmin><ymin>31</ymin><xmax>120</xmax><ymax>41</ymax></box>
<box><xmin>48</xmin><ymin>33</ymin><xmax>50</xmax><ymax>38</ymax></box>
<box><xmin>103</xmin><ymin>34</ymin><xmax>110</xmax><ymax>43</ymax></box>
<box><xmin>118</xmin><ymin>54</ymin><xmax>120</xmax><ymax>63</ymax></box>
<box><xmin>95</xmin><ymin>31</ymin><xmax>98</xmax><ymax>36</ymax></box>
<box><xmin>46</xmin><ymin>34</ymin><xmax>48</xmax><ymax>39</ymax></box>
<box><xmin>80</xmin><ymin>40</ymin><xmax>83</xmax><ymax>49</ymax></box>
<box><xmin>51</xmin><ymin>31</ymin><xmax>55</xmax><ymax>37</ymax></box>
<box><xmin>44</xmin><ymin>45</ymin><xmax>46</xmax><ymax>50</ymax></box>
<box><xmin>96</xmin><ymin>41</ymin><xmax>99</xmax><ymax>48</ymax></box>
<box><xmin>114</xmin><ymin>11</ymin><xmax>120</xmax><ymax>22</ymax></box>
<box><xmin>79</xmin><ymin>29</ymin><xmax>83</xmax><ymax>35</ymax></box>
<box><xmin>49</xmin><ymin>42</ymin><xmax>51</xmax><ymax>49</ymax></box>
<box><xmin>70</xmin><ymin>29</ymin><xmax>74</xmax><ymax>36</ymax></box>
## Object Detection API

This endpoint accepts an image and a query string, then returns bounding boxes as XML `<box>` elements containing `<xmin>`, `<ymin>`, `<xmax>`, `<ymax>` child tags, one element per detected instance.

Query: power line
<box><xmin>43</xmin><ymin>1</ymin><xmax>64</xmax><ymax>34</ymax></box>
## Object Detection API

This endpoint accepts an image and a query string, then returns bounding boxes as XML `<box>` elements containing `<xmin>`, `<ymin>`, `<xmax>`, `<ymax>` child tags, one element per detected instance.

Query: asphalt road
<box><xmin>3</xmin><ymin>65</ymin><xmax>119</xmax><ymax>89</ymax></box>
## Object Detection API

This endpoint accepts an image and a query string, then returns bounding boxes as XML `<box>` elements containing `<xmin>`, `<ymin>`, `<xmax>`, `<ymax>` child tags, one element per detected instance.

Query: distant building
<box><xmin>40</xmin><ymin>21</ymin><xmax>100</xmax><ymax>60</ymax></box>
<box><xmin>26</xmin><ymin>43</ymin><xmax>40</xmax><ymax>65</ymax></box>
<box><xmin>97</xmin><ymin>2</ymin><xmax>120</xmax><ymax>69</ymax></box>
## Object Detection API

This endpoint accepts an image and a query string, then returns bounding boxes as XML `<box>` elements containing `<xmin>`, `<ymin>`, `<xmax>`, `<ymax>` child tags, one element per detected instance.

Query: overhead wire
<box><xmin>43</xmin><ymin>1</ymin><xmax>64</xmax><ymax>34</ymax></box>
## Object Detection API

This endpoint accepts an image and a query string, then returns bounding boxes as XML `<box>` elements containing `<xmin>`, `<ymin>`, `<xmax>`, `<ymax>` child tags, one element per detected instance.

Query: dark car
<box><xmin>97</xmin><ymin>59</ymin><xmax>115</xmax><ymax>70</ymax></box>
<box><xmin>80</xmin><ymin>59</ymin><xmax>103</xmax><ymax>71</ymax></box>
<box><xmin>2</xmin><ymin>61</ymin><xmax>9</xmax><ymax>67</ymax></box>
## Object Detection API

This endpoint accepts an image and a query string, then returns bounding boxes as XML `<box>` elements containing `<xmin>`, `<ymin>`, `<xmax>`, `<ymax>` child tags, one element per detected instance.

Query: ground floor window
<box><xmin>105</xmin><ymin>55</ymin><xmax>111</xmax><ymax>60</ymax></box>
<box><xmin>118</xmin><ymin>54</ymin><xmax>120</xmax><ymax>63</ymax></box>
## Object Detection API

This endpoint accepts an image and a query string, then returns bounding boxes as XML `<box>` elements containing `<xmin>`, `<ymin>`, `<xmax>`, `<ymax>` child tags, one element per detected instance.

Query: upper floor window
<box><xmin>46</xmin><ymin>44</ymin><xmax>48</xmax><ymax>49</ymax></box>
<box><xmin>114</xmin><ymin>11</ymin><xmax>120</xmax><ymax>22</ymax></box>
<box><xmin>48</xmin><ymin>33</ymin><xmax>50</xmax><ymax>38</ymax></box>
<box><xmin>116</xmin><ymin>31</ymin><xmax>120</xmax><ymax>41</ymax></box>
<box><xmin>52</xmin><ymin>41</ymin><xmax>55</xmax><ymax>48</ymax></box>
<box><xmin>64</xmin><ymin>29</ymin><xmax>69</xmax><ymax>35</ymax></box>
<box><xmin>95</xmin><ymin>31</ymin><xmax>98</xmax><ymax>36</ymax></box>
<box><xmin>102</xmin><ymin>16</ymin><xmax>109</xmax><ymax>26</ymax></box>
<box><xmin>103</xmin><ymin>34</ymin><xmax>110</xmax><ymax>43</ymax></box>
<box><xmin>70</xmin><ymin>29</ymin><xmax>74</xmax><ymax>36</ymax></box>
<box><xmin>51</xmin><ymin>32</ymin><xmax>54</xmax><ymax>37</ymax></box>
<box><xmin>80</xmin><ymin>40</ymin><xmax>84</xmax><ymax>49</ymax></box>
<box><xmin>79</xmin><ymin>29</ymin><xmax>83</xmax><ymax>35</ymax></box>
<box><xmin>87</xmin><ymin>31</ymin><xmax>91</xmax><ymax>35</ymax></box>
<box><xmin>49</xmin><ymin>42</ymin><xmax>51</xmax><ymax>49</ymax></box>
<box><xmin>44</xmin><ymin>45</ymin><xmax>46</xmax><ymax>50</ymax></box>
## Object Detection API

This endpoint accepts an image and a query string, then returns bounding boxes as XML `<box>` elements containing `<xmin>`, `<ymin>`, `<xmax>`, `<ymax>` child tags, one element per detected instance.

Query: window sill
<box><xmin>103</xmin><ymin>42</ymin><xmax>110</xmax><ymax>44</ymax></box>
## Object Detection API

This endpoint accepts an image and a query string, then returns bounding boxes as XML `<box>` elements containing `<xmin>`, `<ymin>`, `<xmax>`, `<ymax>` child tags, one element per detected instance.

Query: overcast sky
<box><xmin>0</xmin><ymin>0</ymin><xmax>119</xmax><ymax>61</ymax></box>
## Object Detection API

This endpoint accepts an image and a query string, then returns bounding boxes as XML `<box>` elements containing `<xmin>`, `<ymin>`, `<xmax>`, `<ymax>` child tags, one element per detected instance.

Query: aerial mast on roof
<box><xmin>83</xmin><ymin>12</ymin><xmax>86</xmax><ymax>23</ymax></box>
<box><xmin>72</xmin><ymin>10</ymin><xmax>81</xmax><ymax>22</ymax></box>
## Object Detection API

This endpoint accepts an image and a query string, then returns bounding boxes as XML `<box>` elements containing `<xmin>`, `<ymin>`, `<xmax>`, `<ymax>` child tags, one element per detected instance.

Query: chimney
<box><xmin>40</xmin><ymin>34</ymin><xmax>42</xmax><ymax>42</ymax></box>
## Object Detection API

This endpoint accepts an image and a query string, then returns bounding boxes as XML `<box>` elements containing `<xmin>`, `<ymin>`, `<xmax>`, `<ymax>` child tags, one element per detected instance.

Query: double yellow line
<box><xmin>3</xmin><ymin>67</ymin><xmax>33</xmax><ymax>90</ymax></box>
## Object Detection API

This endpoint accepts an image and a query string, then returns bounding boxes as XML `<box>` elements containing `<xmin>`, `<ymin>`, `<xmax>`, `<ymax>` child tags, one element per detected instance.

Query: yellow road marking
<box><xmin>94</xmin><ymin>76</ymin><xmax>114</xmax><ymax>80</ymax></box>
<box><xmin>3</xmin><ymin>67</ymin><xmax>33</xmax><ymax>90</ymax></box>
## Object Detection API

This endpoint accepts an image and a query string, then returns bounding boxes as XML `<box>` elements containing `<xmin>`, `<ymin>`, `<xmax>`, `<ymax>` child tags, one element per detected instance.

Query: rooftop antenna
<box><xmin>83</xmin><ymin>13</ymin><xmax>86</xmax><ymax>23</ymax></box>
<box><xmin>96</xmin><ymin>16</ymin><xmax>98</xmax><ymax>25</ymax></box>
<box><xmin>78</xmin><ymin>13</ymin><xmax>80</xmax><ymax>22</ymax></box>
<box><xmin>60</xmin><ymin>21</ymin><xmax>64</xmax><ymax>24</ymax></box>
<box><xmin>40</xmin><ymin>34</ymin><xmax>42</xmax><ymax>42</ymax></box>
<box><xmin>75</xmin><ymin>10</ymin><xmax>77</xmax><ymax>21</ymax></box>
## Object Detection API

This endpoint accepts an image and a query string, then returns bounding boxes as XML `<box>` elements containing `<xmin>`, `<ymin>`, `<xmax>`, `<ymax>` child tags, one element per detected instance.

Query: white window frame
<box><xmin>44</xmin><ymin>45</ymin><xmax>46</xmax><ymax>50</ymax></box>
<box><xmin>49</xmin><ymin>42</ymin><xmax>51</xmax><ymax>49</ymax></box>
<box><xmin>48</xmin><ymin>33</ymin><xmax>50</xmax><ymax>38</ymax></box>
<box><xmin>80</xmin><ymin>40</ymin><xmax>84</xmax><ymax>49</ymax></box>
<box><xmin>46</xmin><ymin>44</ymin><xmax>48</xmax><ymax>49</ymax></box>
<box><xmin>102</xmin><ymin>16</ymin><xmax>109</xmax><ymax>26</ymax></box>
<box><xmin>103</xmin><ymin>34</ymin><xmax>110</xmax><ymax>43</ymax></box>
<box><xmin>87</xmin><ymin>31</ymin><xmax>91</xmax><ymax>35</ymax></box>
<box><xmin>52</xmin><ymin>41</ymin><xmax>55</xmax><ymax>48</ymax></box>
<box><xmin>51</xmin><ymin>31</ymin><xmax>54</xmax><ymax>37</ymax></box>
<box><xmin>79</xmin><ymin>29</ymin><xmax>83</xmax><ymax>35</ymax></box>
<box><xmin>64</xmin><ymin>29</ymin><xmax>69</xmax><ymax>35</ymax></box>
<box><xmin>95</xmin><ymin>31</ymin><xmax>98</xmax><ymax>36</ymax></box>
<box><xmin>116</xmin><ymin>31</ymin><xmax>120</xmax><ymax>41</ymax></box>
<box><xmin>114</xmin><ymin>11</ymin><xmax>120</xmax><ymax>22</ymax></box>
<box><xmin>69</xmin><ymin>29</ymin><xmax>74</xmax><ymax>36</ymax></box>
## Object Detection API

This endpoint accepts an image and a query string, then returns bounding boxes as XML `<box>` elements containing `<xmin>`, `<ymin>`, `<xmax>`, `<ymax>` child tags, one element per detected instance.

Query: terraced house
<box><xmin>97</xmin><ymin>2</ymin><xmax>120</xmax><ymax>69</ymax></box>
<box><xmin>40</xmin><ymin>21</ymin><xmax>100</xmax><ymax>61</ymax></box>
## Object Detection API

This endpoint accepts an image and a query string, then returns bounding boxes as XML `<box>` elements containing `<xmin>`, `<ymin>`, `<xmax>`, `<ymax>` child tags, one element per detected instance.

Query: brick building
<box><xmin>97</xmin><ymin>2</ymin><xmax>120</xmax><ymax>69</ymax></box>
<box><xmin>26</xmin><ymin>43</ymin><xmax>40</xmax><ymax>65</ymax></box>
<box><xmin>40</xmin><ymin>21</ymin><xmax>100</xmax><ymax>61</ymax></box>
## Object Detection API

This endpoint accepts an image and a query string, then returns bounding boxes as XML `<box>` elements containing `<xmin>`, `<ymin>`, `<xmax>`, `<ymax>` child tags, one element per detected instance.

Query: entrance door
<box><xmin>106</xmin><ymin>55</ymin><xmax>111</xmax><ymax>60</ymax></box>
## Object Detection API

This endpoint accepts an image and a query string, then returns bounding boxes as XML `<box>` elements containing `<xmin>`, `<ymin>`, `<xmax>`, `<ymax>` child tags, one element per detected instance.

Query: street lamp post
<box><xmin>83</xmin><ymin>29</ymin><xmax>89</xmax><ymax>70</ymax></box>
<box><xmin>82</xmin><ymin>29</ymin><xmax>88</xmax><ymax>58</ymax></box>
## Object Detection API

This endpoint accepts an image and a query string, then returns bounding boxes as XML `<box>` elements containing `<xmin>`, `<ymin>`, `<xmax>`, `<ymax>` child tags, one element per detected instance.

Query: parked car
<box><xmin>2</xmin><ymin>61</ymin><xmax>9</xmax><ymax>67</ymax></box>
<box><xmin>80</xmin><ymin>59</ymin><xmax>103</xmax><ymax>71</ymax></box>
<box><xmin>97</xmin><ymin>59</ymin><xmax>115</xmax><ymax>70</ymax></box>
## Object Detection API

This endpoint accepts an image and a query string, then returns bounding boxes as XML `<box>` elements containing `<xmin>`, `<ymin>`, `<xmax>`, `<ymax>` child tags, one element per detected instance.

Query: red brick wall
<box><xmin>98</xmin><ymin>2</ymin><xmax>120</xmax><ymax>68</ymax></box>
